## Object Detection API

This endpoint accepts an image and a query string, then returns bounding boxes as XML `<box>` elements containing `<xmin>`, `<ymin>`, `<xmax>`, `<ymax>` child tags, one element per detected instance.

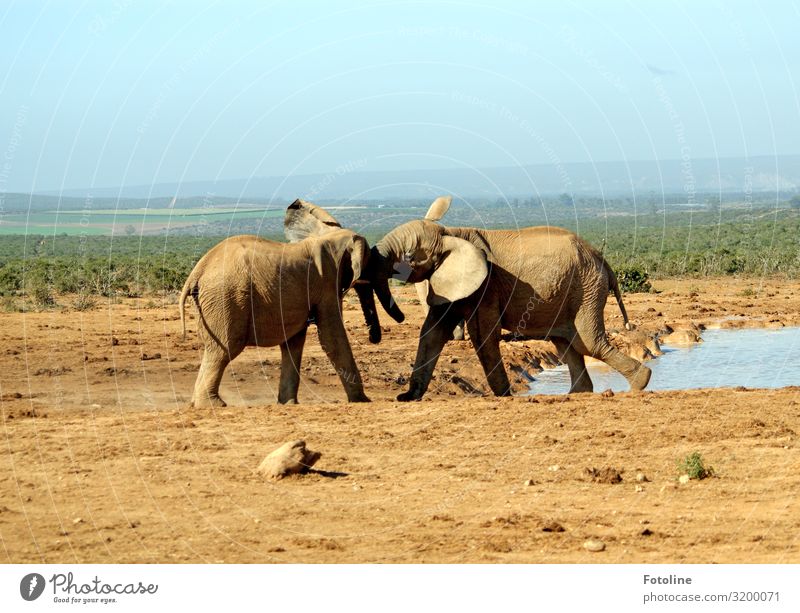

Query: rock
<box><xmin>585</xmin><ymin>467</ymin><xmax>623</xmax><ymax>484</ymax></box>
<box><xmin>661</xmin><ymin>327</ymin><xmax>702</xmax><ymax>345</ymax></box>
<box><xmin>601</xmin><ymin>389</ymin><xmax>614</xmax><ymax>398</ymax></box>
<box><xmin>257</xmin><ymin>440</ymin><xmax>321</xmax><ymax>480</ymax></box>
<box><xmin>635</xmin><ymin>485</ymin><xmax>644</xmax><ymax>493</ymax></box>
<box><xmin>610</xmin><ymin>329</ymin><xmax>661</xmax><ymax>360</ymax></box>
<box><xmin>523</xmin><ymin>479</ymin><xmax>535</xmax><ymax>487</ymax></box>
<box><xmin>72</xmin><ymin>517</ymin><xmax>84</xmax><ymax>525</ymax></box>
<box><xmin>678</xmin><ymin>474</ymin><xmax>690</xmax><ymax>484</ymax></box>
<box><xmin>635</xmin><ymin>472</ymin><xmax>649</xmax><ymax>482</ymax></box>
<box><xmin>547</xmin><ymin>464</ymin><xmax>561</xmax><ymax>472</ymax></box>
<box><xmin>542</xmin><ymin>521</ymin><xmax>565</xmax><ymax>533</ymax></box>
<box><xmin>583</xmin><ymin>539</ymin><xmax>605</xmax><ymax>552</ymax></box>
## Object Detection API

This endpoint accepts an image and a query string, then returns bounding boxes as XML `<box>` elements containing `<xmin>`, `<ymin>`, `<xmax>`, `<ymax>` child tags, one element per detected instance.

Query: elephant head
<box><xmin>284</xmin><ymin>199</ymin><xmax>404</xmax><ymax>343</ymax></box>
<box><xmin>366</xmin><ymin>196</ymin><xmax>489</xmax><ymax>316</ymax></box>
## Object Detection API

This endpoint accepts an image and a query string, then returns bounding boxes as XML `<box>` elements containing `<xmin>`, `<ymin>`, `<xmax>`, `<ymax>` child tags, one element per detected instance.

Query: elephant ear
<box><xmin>346</xmin><ymin>235</ymin><xmax>367</xmax><ymax>286</ymax></box>
<box><xmin>424</xmin><ymin>196</ymin><xmax>452</xmax><ymax>222</ymax></box>
<box><xmin>427</xmin><ymin>236</ymin><xmax>488</xmax><ymax>305</ymax></box>
<box><xmin>284</xmin><ymin>199</ymin><xmax>342</xmax><ymax>242</ymax></box>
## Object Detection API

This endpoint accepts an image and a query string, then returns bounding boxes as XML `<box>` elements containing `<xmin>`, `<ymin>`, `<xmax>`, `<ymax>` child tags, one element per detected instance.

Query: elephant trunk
<box><xmin>354</xmin><ymin>282</ymin><xmax>383</xmax><ymax>343</ymax></box>
<box><xmin>367</xmin><ymin>245</ymin><xmax>405</xmax><ymax>324</ymax></box>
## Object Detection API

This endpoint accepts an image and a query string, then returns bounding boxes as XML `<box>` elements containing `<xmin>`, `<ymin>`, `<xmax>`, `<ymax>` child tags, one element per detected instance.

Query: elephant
<box><xmin>179</xmin><ymin>199</ymin><xmax>404</xmax><ymax>407</ymax></box>
<box><xmin>365</xmin><ymin>196</ymin><xmax>651</xmax><ymax>401</ymax></box>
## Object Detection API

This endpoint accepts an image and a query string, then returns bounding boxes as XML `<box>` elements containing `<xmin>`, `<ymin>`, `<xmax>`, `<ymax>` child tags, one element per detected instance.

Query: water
<box><xmin>528</xmin><ymin>327</ymin><xmax>800</xmax><ymax>394</ymax></box>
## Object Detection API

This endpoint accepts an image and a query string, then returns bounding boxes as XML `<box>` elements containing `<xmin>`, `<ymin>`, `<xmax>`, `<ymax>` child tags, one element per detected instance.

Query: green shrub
<box><xmin>678</xmin><ymin>452</ymin><xmax>715</xmax><ymax>480</ymax></box>
<box><xmin>616</xmin><ymin>266</ymin><xmax>652</xmax><ymax>293</ymax></box>
<box><xmin>72</xmin><ymin>293</ymin><xmax>97</xmax><ymax>311</ymax></box>
<box><xmin>2</xmin><ymin>296</ymin><xmax>21</xmax><ymax>312</ymax></box>
<box><xmin>29</xmin><ymin>282</ymin><xmax>56</xmax><ymax>308</ymax></box>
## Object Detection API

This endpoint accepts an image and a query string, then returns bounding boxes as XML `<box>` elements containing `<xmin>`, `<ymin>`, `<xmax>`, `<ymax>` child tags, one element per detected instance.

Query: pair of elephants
<box><xmin>179</xmin><ymin>197</ymin><xmax>651</xmax><ymax>407</ymax></box>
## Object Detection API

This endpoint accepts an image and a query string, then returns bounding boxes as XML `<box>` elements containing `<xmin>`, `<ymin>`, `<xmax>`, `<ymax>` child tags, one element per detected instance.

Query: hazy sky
<box><xmin>1</xmin><ymin>0</ymin><xmax>799</xmax><ymax>192</ymax></box>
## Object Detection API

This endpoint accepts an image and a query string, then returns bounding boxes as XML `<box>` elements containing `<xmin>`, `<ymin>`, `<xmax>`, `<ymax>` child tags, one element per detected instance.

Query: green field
<box><xmin>0</xmin><ymin>207</ymin><xmax>286</xmax><ymax>235</ymax></box>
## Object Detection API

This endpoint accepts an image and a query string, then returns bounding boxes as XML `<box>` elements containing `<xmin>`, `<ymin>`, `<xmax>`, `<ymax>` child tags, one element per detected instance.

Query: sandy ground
<box><xmin>1</xmin><ymin>277</ymin><xmax>799</xmax><ymax>563</ymax></box>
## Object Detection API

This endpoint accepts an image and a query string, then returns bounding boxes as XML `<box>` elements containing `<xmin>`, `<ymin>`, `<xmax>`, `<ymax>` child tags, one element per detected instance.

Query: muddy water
<box><xmin>528</xmin><ymin>327</ymin><xmax>800</xmax><ymax>394</ymax></box>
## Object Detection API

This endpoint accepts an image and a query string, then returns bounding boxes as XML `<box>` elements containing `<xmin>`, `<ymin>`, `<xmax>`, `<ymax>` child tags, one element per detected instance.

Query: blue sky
<box><xmin>1</xmin><ymin>0</ymin><xmax>798</xmax><ymax>192</ymax></box>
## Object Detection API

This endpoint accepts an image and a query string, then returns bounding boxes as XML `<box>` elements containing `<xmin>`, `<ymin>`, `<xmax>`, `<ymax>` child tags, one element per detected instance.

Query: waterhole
<box><xmin>528</xmin><ymin>327</ymin><xmax>800</xmax><ymax>394</ymax></box>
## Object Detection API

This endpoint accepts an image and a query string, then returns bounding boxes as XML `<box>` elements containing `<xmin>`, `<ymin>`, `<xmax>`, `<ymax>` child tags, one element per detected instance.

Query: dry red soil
<box><xmin>1</xmin><ymin>278</ymin><xmax>799</xmax><ymax>562</ymax></box>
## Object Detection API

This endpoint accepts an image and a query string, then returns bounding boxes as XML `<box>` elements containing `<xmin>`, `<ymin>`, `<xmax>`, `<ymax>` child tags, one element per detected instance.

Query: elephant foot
<box><xmin>347</xmin><ymin>393</ymin><xmax>371</xmax><ymax>403</ymax></box>
<box><xmin>629</xmin><ymin>364</ymin><xmax>652</xmax><ymax>391</ymax></box>
<box><xmin>193</xmin><ymin>393</ymin><xmax>227</xmax><ymax>408</ymax></box>
<box><xmin>278</xmin><ymin>397</ymin><xmax>298</xmax><ymax>405</ymax></box>
<box><xmin>397</xmin><ymin>389</ymin><xmax>423</xmax><ymax>402</ymax></box>
<box><xmin>569</xmin><ymin>379</ymin><xmax>594</xmax><ymax>394</ymax></box>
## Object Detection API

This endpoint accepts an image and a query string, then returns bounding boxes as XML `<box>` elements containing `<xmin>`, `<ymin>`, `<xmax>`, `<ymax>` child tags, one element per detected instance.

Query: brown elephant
<box><xmin>179</xmin><ymin>200</ymin><xmax>404</xmax><ymax>407</ymax></box>
<box><xmin>365</xmin><ymin>196</ymin><xmax>651</xmax><ymax>401</ymax></box>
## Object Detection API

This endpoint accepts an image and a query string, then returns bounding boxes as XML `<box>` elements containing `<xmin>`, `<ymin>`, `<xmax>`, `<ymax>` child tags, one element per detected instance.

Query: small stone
<box><xmin>583</xmin><ymin>539</ymin><xmax>605</xmax><ymax>552</ymax></box>
<box><xmin>352</xmin><ymin>484</ymin><xmax>361</xmax><ymax>491</ymax></box>
<box><xmin>678</xmin><ymin>474</ymin><xmax>690</xmax><ymax>484</ymax></box>
<box><xmin>635</xmin><ymin>472</ymin><xmax>649</xmax><ymax>482</ymax></box>
<box><xmin>601</xmin><ymin>389</ymin><xmax>614</xmax><ymax>398</ymax></box>
<box><xmin>548</xmin><ymin>464</ymin><xmax>561</xmax><ymax>472</ymax></box>
<box><xmin>640</xmin><ymin>528</ymin><xmax>654</xmax><ymax>536</ymax></box>
<box><xmin>72</xmin><ymin>517</ymin><xmax>84</xmax><ymax>525</ymax></box>
<box><xmin>523</xmin><ymin>479</ymin><xmax>535</xmax><ymax>487</ymax></box>
<box><xmin>635</xmin><ymin>485</ymin><xmax>644</xmax><ymax>493</ymax></box>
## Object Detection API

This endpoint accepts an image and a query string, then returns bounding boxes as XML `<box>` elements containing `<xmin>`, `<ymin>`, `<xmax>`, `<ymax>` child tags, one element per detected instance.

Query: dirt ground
<box><xmin>1</xmin><ymin>277</ymin><xmax>799</xmax><ymax>563</ymax></box>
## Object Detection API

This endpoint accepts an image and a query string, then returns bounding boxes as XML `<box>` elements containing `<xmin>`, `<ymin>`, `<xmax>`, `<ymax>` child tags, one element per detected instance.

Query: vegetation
<box><xmin>615</xmin><ymin>267</ymin><xmax>652</xmax><ymax>294</ymax></box>
<box><xmin>2</xmin><ymin>199</ymin><xmax>800</xmax><ymax>303</ymax></box>
<box><xmin>678</xmin><ymin>452</ymin><xmax>715</xmax><ymax>480</ymax></box>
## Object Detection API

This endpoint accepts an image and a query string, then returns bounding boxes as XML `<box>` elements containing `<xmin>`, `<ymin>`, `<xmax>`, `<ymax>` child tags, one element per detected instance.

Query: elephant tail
<box><xmin>604</xmin><ymin>260</ymin><xmax>632</xmax><ymax>331</ymax></box>
<box><xmin>179</xmin><ymin>275</ymin><xmax>198</xmax><ymax>340</ymax></box>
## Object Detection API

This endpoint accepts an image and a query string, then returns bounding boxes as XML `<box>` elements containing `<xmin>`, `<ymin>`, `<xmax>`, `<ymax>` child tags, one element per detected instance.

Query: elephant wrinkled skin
<box><xmin>366</xmin><ymin>196</ymin><xmax>652</xmax><ymax>401</ymax></box>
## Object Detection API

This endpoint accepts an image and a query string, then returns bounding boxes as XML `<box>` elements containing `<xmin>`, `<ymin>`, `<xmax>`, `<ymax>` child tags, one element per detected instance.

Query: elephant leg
<box><xmin>571</xmin><ymin>300</ymin><xmax>651</xmax><ymax>391</ymax></box>
<box><xmin>465</xmin><ymin>307</ymin><xmax>512</xmax><ymax>397</ymax></box>
<box><xmin>398</xmin><ymin>304</ymin><xmax>464</xmax><ymax>401</ymax></box>
<box><xmin>192</xmin><ymin>344</ymin><xmax>233</xmax><ymax>408</ymax></box>
<box><xmin>552</xmin><ymin>337</ymin><xmax>593</xmax><ymax>393</ymax></box>
<box><xmin>572</xmin><ymin>330</ymin><xmax>651</xmax><ymax>391</ymax></box>
<box><xmin>316</xmin><ymin>304</ymin><xmax>369</xmax><ymax>403</ymax></box>
<box><xmin>416</xmin><ymin>280</ymin><xmax>465</xmax><ymax>342</ymax></box>
<box><xmin>277</xmin><ymin>328</ymin><xmax>307</xmax><ymax>404</ymax></box>
<box><xmin>596</xmin><ymin>341</ymin><xmax>651</xmax><ymax>390</ymax></box>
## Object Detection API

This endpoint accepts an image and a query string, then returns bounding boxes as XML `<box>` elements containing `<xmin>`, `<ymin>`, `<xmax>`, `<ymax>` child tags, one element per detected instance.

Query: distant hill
<box><xmin>36</xmin><ymin>154</ymin><xmax>800</xmax><ymax>200</ymax></box>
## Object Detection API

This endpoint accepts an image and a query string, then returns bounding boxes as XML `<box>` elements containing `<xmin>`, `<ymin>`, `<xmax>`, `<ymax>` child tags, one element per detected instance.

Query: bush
<box><xmin>615</xmin><ymin>266</ymin><xmax>652</xmax><ymax>293</ymax></box>
<box><xmin>72</xmin><ymin>293</ymin><xmax>97</xmax><ymax>311</ymax></box>
<box><xmin>29</xmin><ymin>282</ymin><xmax>56</xmax><ymax>308</ymax></box>
<box><xmin>678</xmin><ymin>452</ymin><xmax>715</xmax><ymax>480</ymax></box>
